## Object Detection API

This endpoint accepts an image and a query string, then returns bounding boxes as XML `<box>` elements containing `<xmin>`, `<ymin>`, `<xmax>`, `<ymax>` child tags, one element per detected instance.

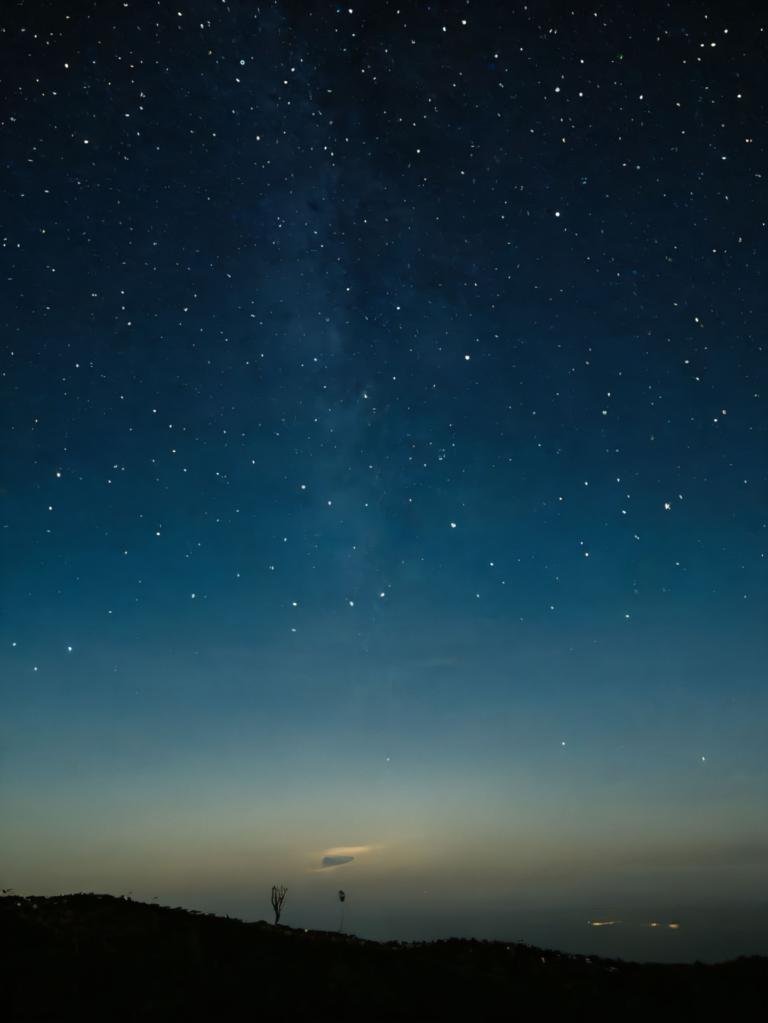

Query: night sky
<box><xmin>2</xmin><ymin>1</ymin><xmax>766</xmax><ymax>962</ymax></box>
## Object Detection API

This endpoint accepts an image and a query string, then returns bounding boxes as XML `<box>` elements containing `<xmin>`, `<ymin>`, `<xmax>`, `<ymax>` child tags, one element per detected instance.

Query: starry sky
<box><xmin>2</xmin><ymin>1</ymin><xmax>766</xmax><ymax>962</ymax></box>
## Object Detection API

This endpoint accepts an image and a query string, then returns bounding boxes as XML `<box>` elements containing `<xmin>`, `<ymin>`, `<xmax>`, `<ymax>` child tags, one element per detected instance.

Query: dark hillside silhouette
<box><xmin>2</xmin><ymin>894</ymin><xmax>766</xmax><ymax>1020</ymax></box>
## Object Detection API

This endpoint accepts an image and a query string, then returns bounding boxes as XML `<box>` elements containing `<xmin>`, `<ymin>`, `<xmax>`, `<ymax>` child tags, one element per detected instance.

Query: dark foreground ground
<box><xmin>3</xmin><ymin>894</ymin><xmax>766</xmax><ymax>1020</ymax></box>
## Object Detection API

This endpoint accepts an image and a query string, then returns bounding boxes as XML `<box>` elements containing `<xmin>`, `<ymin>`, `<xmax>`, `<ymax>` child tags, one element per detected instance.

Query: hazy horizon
<box><xmin>9</xmin><ymin>880</ymin><xmax>768</xmax><ymax>963</ymax></box>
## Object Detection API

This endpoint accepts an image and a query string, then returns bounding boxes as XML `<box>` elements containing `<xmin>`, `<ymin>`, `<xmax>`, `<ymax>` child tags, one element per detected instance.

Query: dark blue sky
<box><xmin>2</xmin><ymin>0</ymin><xmax>766</xmax><ymax>961</ymax></box>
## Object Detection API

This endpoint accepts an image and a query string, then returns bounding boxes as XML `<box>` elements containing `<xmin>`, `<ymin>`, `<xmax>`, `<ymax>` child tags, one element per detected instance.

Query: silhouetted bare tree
<box><xmin>271</xmin><ymin>884</ymin><xmax>287</xmax><ymax>925</ymax></box>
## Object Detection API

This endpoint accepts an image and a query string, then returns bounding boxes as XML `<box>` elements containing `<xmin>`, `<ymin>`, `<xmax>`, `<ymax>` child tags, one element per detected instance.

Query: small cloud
<box><xmin>321</xmin><ymin>855</ymin><xmax>354</xmax><ymax>869</ymax></box>
<box><xmin>313</xmin><ymin>845</ymin><xmax>373</xmax><ymax>872</ymax></box>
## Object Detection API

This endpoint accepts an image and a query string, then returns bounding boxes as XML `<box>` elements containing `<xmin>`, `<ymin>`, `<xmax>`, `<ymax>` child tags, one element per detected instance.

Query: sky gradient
<box><xmin>2</xmin><ymin>0</ymin><xmax>766</xmax><ymax>962</ymax></box>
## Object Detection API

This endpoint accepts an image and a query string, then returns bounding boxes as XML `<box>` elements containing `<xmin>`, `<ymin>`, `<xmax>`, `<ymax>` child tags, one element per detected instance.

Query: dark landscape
<box><xmin>3</xmin><ymin>894</ymin><xmax>766</xmax><ymax>1020</ymax></box>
